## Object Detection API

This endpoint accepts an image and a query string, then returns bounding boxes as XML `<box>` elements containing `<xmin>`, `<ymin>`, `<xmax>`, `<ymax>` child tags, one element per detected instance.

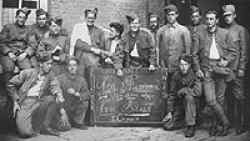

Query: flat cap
<box><xmin>222</xmin><ymin>4</ymin><xmax>236</xmax><ymax>16</ymax></box>
<box><xmin>16</xmin><ymin>7</ymin><xmax>31</xmax><ymax>17</ymax></box>
<box><xmin>126</xmin><ymin>13</ymin><xmax>140</xmax><ymax>24</ymax></box>
<box><xmin>164</xmin><ymin>4</ymin><xmax>178</xmax><ymax>13</ymax></box>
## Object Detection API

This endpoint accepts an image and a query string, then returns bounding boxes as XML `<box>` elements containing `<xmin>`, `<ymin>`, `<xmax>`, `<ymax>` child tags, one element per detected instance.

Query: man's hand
<box><xmin>196</xmin><ymin>69</ymin><xmax>204</xmax><ymax>78</ymax></box>
<box><xmin>67</xmin><ymin>88</ymin><xmax>76</xmax><ymax>95</ymax></box>
<box><xmin>17</xmin><ymin>52</ymin><xmax>27</xmax><ymax>62</ymax></box>
<box><xmin>105</xmin><ymin>57</ymin><xmax>113</xmax><ymax>64</ymax></box>
<box><xmin>218</xmin><ymin>59</ymin><xmax>228</xmax><ymax>67</ymax></box>
<box><xmin>177</xmin><ymin>87</ymin><xmax>189</xmax><ymax>98</ymax></box>
<box><xmin>117</xmin><ymin>69</ymin><xmax>123</xmax><ymax>76</ymax></box>
<box><xmin>162</xmin><ymin>112</ymin><xmax>172</xmax><ymax>122</ymax></box>
<box><xmin>13</xmin><ymin>101</ymin><xmax>20</xmax><ymax>118</ymax></box>
<box><xmin>52</xmin><ymin>56</ymin><xmax>60</xmax><ymax>61</ymax></box>
<box><xmin>8</xmin><ymin>52</ymin><xmax>16</xmax><ymax>61</ymax></box>
<box><xmin>149</xmin><ymin>65</ymin><xmax>156</xmax><ymax>71</ymax></box>
<box><xmin>238</xmin><ymin>69</ymin><xmax>244</xmax><ymax>77</ymax></box>
<box><xmin>91</xmin><ymin>48</ymin><xmax>101</xmax><ymax>55</ymax></box>
<box><xmin>74</xmin><ymin>92</ymin><xmax>80</xmax><ymax>97</ymax></box>
<box><xmin>56</xmin><ymin>94</ymin><xmax>65</xmax><ymax>103</ymax></box>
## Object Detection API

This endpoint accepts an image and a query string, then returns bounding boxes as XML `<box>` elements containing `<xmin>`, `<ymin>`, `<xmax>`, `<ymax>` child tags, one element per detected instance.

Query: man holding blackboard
<box><xmin>163</xmin><ymin>55</ymin><xmax>202</xmax><ymax>138</ymax></box>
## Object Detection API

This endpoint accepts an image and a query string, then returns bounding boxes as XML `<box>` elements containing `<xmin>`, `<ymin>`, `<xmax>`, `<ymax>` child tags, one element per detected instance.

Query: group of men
<box><xmin>0</xmin><ymin>2</ymin><xmax>249</xmax><ymax>139</ymax></box>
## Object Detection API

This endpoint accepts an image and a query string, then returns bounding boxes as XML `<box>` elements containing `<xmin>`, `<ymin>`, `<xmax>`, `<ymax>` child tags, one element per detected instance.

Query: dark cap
<box><xmin>36</xmin><ymin>8</ymin><xmax>48</xmax><ymax>17</ymax></box>
<box><xmin>37</xmin><ymin>53</ymin><xmax>52</xmax><ymax>63</ymax></box>
<box><xmin>109</xmin><ymin>22</ymin><xmax>124</xmax><ymax>35</ymax></box>
<box><xmin>126</xmin><ymin>13</ymin><xmax>140</xmax><ymax>24</ymax></box>
<box><xmin>48</xmin><ymin>16</ymin><xmax>63</xmax><ymax>26</ymax></box>
<box><xmin>84</xmin><ymin>8</ymin><xmax>98</xmax><ymax>18</ymax></box>
<box><xmin>179</xmin><ymin>54</ymin><xmax>193</xmax><ymax>64</ymax></box>
<box><xmin>190</xmin><ymin>5</ymin><xmax>201</xmax><ymax>14</ymax></box>
<box><xmin>164</xmin><ymin>4</ymin><xmax>178</xmax><ymax>13</ymax></box>
<box><xmin>16</xmin><ymin>7</ymin><xmax>31</xmax><ymax>17</ymax></box>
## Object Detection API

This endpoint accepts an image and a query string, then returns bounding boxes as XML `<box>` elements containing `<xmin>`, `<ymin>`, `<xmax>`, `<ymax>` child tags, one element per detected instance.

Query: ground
<box><xmin>1</xmin><ymin>127</ymin><xmax>250</xmax><ymax>141</ymax></box>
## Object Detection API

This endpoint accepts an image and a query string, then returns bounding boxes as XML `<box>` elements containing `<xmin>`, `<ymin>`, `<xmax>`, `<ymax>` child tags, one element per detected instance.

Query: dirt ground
<box><xmin>1</xmin><ymin>127</ymin><xmax>250</xmax><ymax>141</ymax></box>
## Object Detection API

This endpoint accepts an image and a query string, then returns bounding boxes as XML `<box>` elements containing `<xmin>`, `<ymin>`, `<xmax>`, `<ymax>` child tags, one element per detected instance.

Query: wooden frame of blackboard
<box><xmin>89</xmin><ymin>68</ymin><xmax>168</xmax><ymax>127</ymax></box>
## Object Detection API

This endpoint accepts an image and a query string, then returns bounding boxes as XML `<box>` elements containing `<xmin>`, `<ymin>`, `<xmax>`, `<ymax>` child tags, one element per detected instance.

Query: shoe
<box><xmin>236</xmin><ymin>127</ymin><xmax>246</xmax><ymax>135</ymax></box>
<box><xmin>209</xmin><ymin>125</ymin><xmax>217</xmax><ymax>136</ymax></box>
<box><xmin>41</xmin><ymin>127</ymin><xmax>60</xmax><ymax>136</ymax></box>
<box><xmin>218</xmin><ymin>124</ymin><xmax>230</xmax><ymax>136</ymax></box>
<box><xmin>72</xmin><ymin>123</ymin><xmax>88</xmax><ymax>130</ymax></box>
<box><xmin>185</xmin><ymin>126</ymin><xmax>195</xmax><ymax>138</ymax></box>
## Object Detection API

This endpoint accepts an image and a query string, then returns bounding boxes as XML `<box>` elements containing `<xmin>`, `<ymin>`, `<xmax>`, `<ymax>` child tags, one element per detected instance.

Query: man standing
<box><xmin>164</xmin><ymin>55</ymin><xmax>202</xmax><ymax>138</ymax></box>
<box><xmin>223</xmin><ymin>4</ymin><xmax>249</xmax><ymax>134</ymax></box>
<box><xmin>188</xmin><ymin>6</ymin><xmax>205</xmax><ymax>37</ymax></box>
<box><xmin>122</xmin><ymin>14</ymin><xmax>156</xmax><ymax>70</ymax></box>
<box><xmin>192</xmin><ymin>10</ymin><xmax>236</xmax><ymax>136</ymax></box>
<box><xmin>157</xmin><ymin>4</ymin><xmax>191</xmax><ymax>81</ymax></box>
<box><xmin>0</xmin><ymin>8</ymin><xmax>34</xmax><ymax>81</ymax></box>
<box><xmin>148</xmin><ymin>14</ymin><xmax>160</xmax><ymax>66</ymax></box>
<box><xmin>57</xmin><ymin>57</ymin><xmax>90</xmax><ymax>130</ymax></box>
<box><xmin>7</xmin><ymin>55</ymin><xmax>65</xmax><ymax>137</ymax></box>
<box><xmin>70</xmin><ymin>8</ymin><xmax>106</xmax><ymax>76</ymax></box>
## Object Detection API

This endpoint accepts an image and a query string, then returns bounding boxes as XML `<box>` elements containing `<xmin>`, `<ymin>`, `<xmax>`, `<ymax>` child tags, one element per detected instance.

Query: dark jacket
<box><xmin>225</xmin><ymin>22</ymin><xmax>249</xmax><ymax>72</ymax></box>
<box><xmin>192</xmin><ymin>26</ymin><xmax>237</xmax><ymax>72</ymax></box>
<box><xmin>0</xmin><ymin>23</ymin><xmax>33</xmax><ymax>56</ymax></box>
<box><xmin>122</xmin><ymin>29</ymin><xmax>156</xmax><ymax>68</ymax></box>
<box><xmin>167</xmin><ymin>69</ymin><xmax>202</xmax><ymax>112</ymax></box>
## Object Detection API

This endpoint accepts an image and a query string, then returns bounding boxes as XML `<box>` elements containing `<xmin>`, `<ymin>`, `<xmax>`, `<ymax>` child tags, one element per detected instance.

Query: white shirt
<box><xmin>209</xmin><ymin>35</ymin><xmax>220</xmax><ymax>60</ymax></box>
<box><xmin>27</xmin><ymin>75</ymin><xmax>45</xmax><ymax>97</ymax></box>
<box><xmin>130</xmin><ymin>43</ymin><xmax>139</xmax><ymax>57</ymax></box>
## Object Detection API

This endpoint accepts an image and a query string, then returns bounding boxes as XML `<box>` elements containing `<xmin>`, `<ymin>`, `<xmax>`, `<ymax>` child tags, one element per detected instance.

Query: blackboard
<box><xmin>90</xmin><ymin>68</ymin><xmax>167</xmax><ymax>126</ymax></box>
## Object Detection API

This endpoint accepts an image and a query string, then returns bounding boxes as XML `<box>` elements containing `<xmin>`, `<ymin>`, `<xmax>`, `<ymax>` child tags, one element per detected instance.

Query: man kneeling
<box><xmin>7</xmin><ymin>55</ymin><xmax>64</xmax><ymax>137</ymax></box>
<box><xmin>57</xmin><ymin>57</ymin><xmax>90</xmax><ymax>130</ymax></box>
<box><xmin>163</xmin><ymin>55</ymin><xmax>202</xmax><ymax>137</ymax></box>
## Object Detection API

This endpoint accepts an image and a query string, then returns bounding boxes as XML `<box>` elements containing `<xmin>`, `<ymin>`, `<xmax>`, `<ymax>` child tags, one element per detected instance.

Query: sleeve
<box><xmin>120</xmin><ymin>35</ymin><xmax>130</xmax><ymax>68</ymax></box>
<box><xmin>182</xmin><ymin>27</ymin><xmax>191</xmax><ymax>55</ymax></box>
<box><xmin>6</xmin><ymin>70</ymin><xmax>27</xmax><ymax>101</ymax></box>
<box><xmin>0</xmin><ymin>25</ymin><xmax>11</xmax><ymax>55</ymax></box>
<box><xmin>79</xmin><ymin>79</ymin><xmax>90</xmax><ymax>101</ymax></box>
<box><xmin>74</xmin><ymin>39</ymin><xmax>93</xmax><ymax>52</ymax></box>
<box><xmin>156</xmin><ymin>29</ymin><xmax>166</xmax><ymax>68</ymax></box>
<box><xmin>224</xmin><ymin>32</ymin><xmax>237</xmax><ymax>63</ymax></box>
<box><xmin>238</xmin><ymin>28</ymin><xmax>249</xmax><ymax>71</ymax></box>
<box><xmin>192</xmin><ymin>32</ymin><xmax>201</xmax><ymax>72</ymax></box>
<box><xmin>188</xmin><ymin>78</ymin><xmax>202</xmax><ymax>97</ymax></box>
<box><xmin>147</xmin><ymin>32</ymin><xmax>157</xmax><ymax>66</ymax></box>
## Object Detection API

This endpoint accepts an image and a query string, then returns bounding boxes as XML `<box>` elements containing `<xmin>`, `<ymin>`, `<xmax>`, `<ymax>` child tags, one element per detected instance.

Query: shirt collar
<box><xmin>166</xmin><ymin>22</ymin><xmax>179</xmax><ymax>28</ymax></box>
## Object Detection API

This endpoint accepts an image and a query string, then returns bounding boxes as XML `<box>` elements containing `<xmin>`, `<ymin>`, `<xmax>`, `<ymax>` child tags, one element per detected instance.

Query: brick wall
<box><xmin>49</xmin><ymin>0</ymin><xmax>165</xmax><ymax>33</ymax></box>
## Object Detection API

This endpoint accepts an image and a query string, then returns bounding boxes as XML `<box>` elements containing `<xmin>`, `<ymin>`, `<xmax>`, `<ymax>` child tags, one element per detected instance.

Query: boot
<box><xmin>185</xmin><ymin>125</ymin><xmax>195</xmax><ymax>138</ymax></box>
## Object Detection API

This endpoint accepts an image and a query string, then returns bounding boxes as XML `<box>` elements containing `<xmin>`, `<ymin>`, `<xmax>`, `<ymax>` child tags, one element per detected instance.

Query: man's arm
<box><xmin>6</xmin><ymin>70</ymin><xmax>27</xmax><ymax>102</ymax></box>
<box><xmin>238</xmin><ymin>27</ymin><xmax>249</xmax><ymax>72</ymax></box>
<box><xmin>192</xmin><ymin>33</ymin><xmax>201</xmax><ymax>72</ymax></box>
<box><xmin>79</xmin><ymin>79</ymin><xmax>90</xmax><ymax>101</ymax></box>
<box><xmin>182</xmin><ymin>27</ymin><xmax>192</xmax><ymax>55</ymax></box>
<box><xmin>0</xmin><ymin>25</ymin><xmax>12</xmax><ymax>55</ymax></box>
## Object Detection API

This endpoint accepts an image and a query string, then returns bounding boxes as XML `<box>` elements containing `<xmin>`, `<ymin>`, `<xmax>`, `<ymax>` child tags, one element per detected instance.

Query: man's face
<box><xmin>41</xmin><ymin>60</ymin><xmax>52</xmax><ymax>74</ymax></box>
<box><xmin>205</xmin><ymin>13</ymin><xmax>217</xmax><ymax>28</ymax></box>
<box><xmin>179</xmin><ymin>59</ymin><xmax>190</xmax><ymax>74</ymax></box>
<box><xmin>37</xmin><ymin>14</ymin><xmax>47</xmax><ymax>27</ymax></box>
<box><xmin>130</xmin><ymin>18</ymin><xmax>140</xmax><ymax>32</ymax></box>
<box><xmin>149</xmin><ymin>17</ymin><xmax>158</xmax><ymax>30</ymax></box>
<box><xmin>224</xmin><ymin>13</ymin><xmax>235</xmax><ymax>25</ymax></box>
<box><xmin>16</xmin><ymin>12</ymin><xmax>27</xmax><ymax>26</ymax></box>
<box><xmin>86</xmin><ymin>12</ymin><xmax>96</xmax><ymax>26</ymax></box>
<box><xmin>108</xmin><ymin>27</ymin><xmax>119</xmax><ymax>39</ymax></box>
<box><xmin>166</xmin><ymin>11</ymin><xmax>178</xmax><ymax>24</ymax></box>
<box><xmin>68</xmin><ymin>60</ymin><xmax>78</xmax><ymax>74</ymax></box>
<box><xmin>49</xmin><ymin>22</ymin><xmax>61</xmax><ymax>35</ymax></box>
<box><xmin>191</xmin><ymin>12</ymin><xmax>201</xmax><ymax>25</ymax></box>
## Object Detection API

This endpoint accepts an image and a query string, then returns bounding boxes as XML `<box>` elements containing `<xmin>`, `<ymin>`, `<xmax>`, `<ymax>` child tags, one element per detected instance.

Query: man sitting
<box><xmin>57</xmin><ymin>57</ymin><xmax>90</xmax><ymax>130</ymax></box>
<box><xmin>163</xmin><ymin>55</ymin><xmax>202</xmax><ymax>137</ymax></box>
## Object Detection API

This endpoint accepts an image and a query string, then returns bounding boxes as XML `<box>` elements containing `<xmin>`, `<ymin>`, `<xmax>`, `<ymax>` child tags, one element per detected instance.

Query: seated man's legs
<box><xmin>184</xmin><ymin>94</ymin><xmax>196</xmax><ymax>137</ymax></box>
